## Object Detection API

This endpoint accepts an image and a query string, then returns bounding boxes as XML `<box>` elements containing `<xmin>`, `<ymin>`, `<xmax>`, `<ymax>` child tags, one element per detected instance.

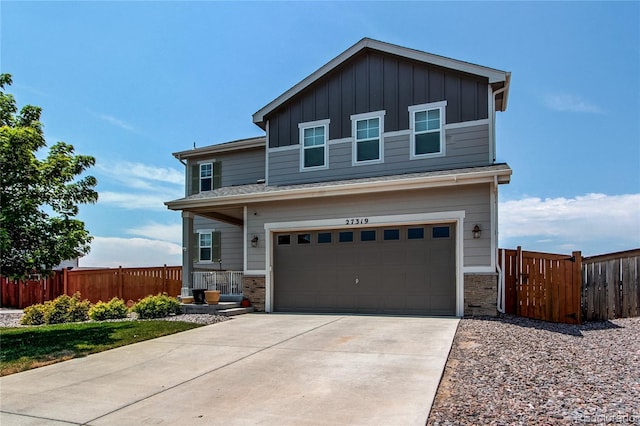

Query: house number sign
<box><xmin>345</xmin><ymin>218</ymin><xmax>369</xmax><ymax>225</ymax></box>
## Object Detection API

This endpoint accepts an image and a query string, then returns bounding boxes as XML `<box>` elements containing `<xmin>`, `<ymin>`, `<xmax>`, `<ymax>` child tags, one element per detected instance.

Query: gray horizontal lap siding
<box><xmin>267</xmin><ymin>50</ymin><xmax>489</xmax><ymax>148</ymax></box>
<box><xmin>187</xmin><ymin>148</ymin><xmax>265</xmax><ymax>196</ymax></box>
<box><xmin>268</xmin><ymin>124</ymin><xmax>489</xmax><ymax>185</ymax></box>
<box><xmin>193</xmin><ymin>217</ymin><xmax>243</xmax><ymax>271</ymax></box>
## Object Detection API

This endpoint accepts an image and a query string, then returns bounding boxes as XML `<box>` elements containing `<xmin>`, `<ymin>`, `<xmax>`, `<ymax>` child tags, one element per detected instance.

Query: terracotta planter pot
<box><xmin>204</xmin><ymin>290</ymin><xmax>220</xmax><ymax>305</ymax></box>
<box><xmin>181</xmin><ymin>296</ymin><xmax>194</xmax><ymax>304</ymax></box>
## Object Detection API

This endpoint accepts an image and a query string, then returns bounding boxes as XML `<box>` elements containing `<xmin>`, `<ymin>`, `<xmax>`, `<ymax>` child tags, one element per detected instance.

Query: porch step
<box><xmin>216</xmin><ymin>307</ymin><xmax>254</xmax><ymax>317</ymax></box>
<box><xmin>180</xmin><ymin>301</ymin><xmax>252</xmax><ymax>316</ymax></box>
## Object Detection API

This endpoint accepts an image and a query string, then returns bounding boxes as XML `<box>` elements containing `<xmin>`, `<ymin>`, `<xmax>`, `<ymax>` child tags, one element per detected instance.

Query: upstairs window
<box><xmin>190</xmin><ymin>161</ymin><xmax>221</xmax><ymax>195</ymax></box>
<box><xmin>352</xmin><ymin>111</ymin><xmax>385</xmax><ymax>164</ymax></box>
<box><xmin>200</xmin><ymin>163</ymin><xmax>213</xmax><ymax>191</ymax></box>
<box><xmin>409</xmin><ymin>101</ymin><xmax>446</xmax><ymax>159</ymax></box>
<box><xmin>299</xmin><ymin>120</ymin><xmax>329</xmax><ymax>170</ymax></box>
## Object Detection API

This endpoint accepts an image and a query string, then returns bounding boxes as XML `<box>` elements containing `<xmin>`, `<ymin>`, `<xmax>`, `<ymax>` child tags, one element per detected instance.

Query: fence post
<box><xmin>63</xmin><ymin>267</ymin><xmax>68</xmax><ymax>296</ymax></box>
<box><xmin>118</xmin><ymin>266</ymin><xmax>124</xmax><ymax>300</ymax></box>
<box><xmin>163</xmin><ymin>264</ymin><xmax>168</xmax><ymax>294</ymax></box>
<box><xmin>573</xmin><ymin>251</ymin><xmax>582</xmax><ymax>324</ymax></box>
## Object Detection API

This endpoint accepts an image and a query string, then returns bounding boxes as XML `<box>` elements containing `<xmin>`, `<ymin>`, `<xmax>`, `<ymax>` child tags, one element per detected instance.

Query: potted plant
<box><xmin>204</xmin><ymin>290</ymin><xmax>220</xmax><ymax>305</ymax></box>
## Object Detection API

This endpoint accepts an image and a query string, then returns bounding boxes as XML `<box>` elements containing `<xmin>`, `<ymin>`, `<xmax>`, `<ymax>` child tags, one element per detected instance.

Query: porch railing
<box><xmin>192</xmin><ymin>271</ymin><xmax>243</xmax><ymax>295</ymax></box>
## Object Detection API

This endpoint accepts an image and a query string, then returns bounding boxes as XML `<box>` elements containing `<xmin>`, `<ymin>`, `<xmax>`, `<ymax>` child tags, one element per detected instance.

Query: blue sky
<box><xmin>2</xmin><ymin>1</ymin><xmax>638</xmax><ymax>266</ymax></box>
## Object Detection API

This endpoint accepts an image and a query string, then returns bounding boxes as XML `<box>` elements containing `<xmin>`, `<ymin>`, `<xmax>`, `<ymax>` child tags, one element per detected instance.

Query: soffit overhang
<box><xmin>165</xmin><ymin>164</ymin><xmax>512</xmax><ymax>212</ymax></box>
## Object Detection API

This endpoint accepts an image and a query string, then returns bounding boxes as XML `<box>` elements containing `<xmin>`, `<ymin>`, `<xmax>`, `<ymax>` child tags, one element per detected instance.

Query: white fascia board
<box><xmin>174</xmin><ymin>137</ymin><xmax>266</xmax><ymax>160</ymax></box>
<box><xmin>167</xmin><ymin>168</ymin><xmax>512</xmax><ymax>210</ymax></box>
<box><xmin>253</xmin><ymin>38</ymin><xmax>509</xmax><ymax>125</ymax></box>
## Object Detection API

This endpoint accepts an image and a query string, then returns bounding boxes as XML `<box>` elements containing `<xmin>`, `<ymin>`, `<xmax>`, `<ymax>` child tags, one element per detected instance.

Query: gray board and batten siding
<box><xmin>268</xmin><ymin>123</ymin><xmax>489</xmax><ymax>186</ymax></box>
<box><xmin>266</xmin><ymin>50</ymin><xmax>489</xmax><ymax>148</ymax></box>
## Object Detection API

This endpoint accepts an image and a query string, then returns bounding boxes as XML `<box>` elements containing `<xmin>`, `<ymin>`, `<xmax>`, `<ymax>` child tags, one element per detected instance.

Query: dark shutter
<box><xmin>212</xmin><ymin>231</ymin><xmax>222</xmax><ymax>263</ymax></box>
<box><xmin>213</xmin><ymin>162</ymin><xmax>222</xmax><ymax>190</ymax></box>
<box><xmin>190</xmin><ymin>164</ymin><xmax>200</xmax><ymax>195</ymax></box>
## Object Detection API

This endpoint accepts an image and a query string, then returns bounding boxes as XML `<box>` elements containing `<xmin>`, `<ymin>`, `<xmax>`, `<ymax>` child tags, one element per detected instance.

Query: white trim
<box><xmin>195</xmin><ymin>228</ymin><xmax>216</xmax><ymax>234</ymax></box>
<box><xmin>383</xmin><ymin>129</ymin><xmax>410</xmax><ymax>138</ymax></box>
<box><xmin>265</xmin><ymin>121</ymin><xmax>270</xmax><ymax>185</ymax></box>
<box><xmin>328</xmin><ymin>137</ymin><xmax>352</xmax><ymax>145</ymax></box>
<box><xmin>490</xmin><ymin>177</ymin><xmax>497</xmax><ymax>270</ymax></box>
<box><xmin>268</xmin><ymin>144</ymin><xmax>298</xmax><ymax>153</ymax></box>
<box><xmin>299</xmin><ymin>119</ymin><xmax>330</xmax><ymax>172</ymax></box>
<box><xmin>463</xmin><ymin>266</ymin><xmax>496</xmax><ymax>273</ymax></box>
<box><xmin>263</xmin><ymin>210</ymin><xmax>466</xmax><ymax>316</ymax></box>
<box><xmin>488</xmin><ymin>84</ymin><xmax>495</xmax><ymax>163</ymax></box>
<box><xmin>444</xmin><ymin>118</ymin><xmax>490</xmax><ymax>130</ymax></box>
<box><xmin>409</xmin><ymin>101</ymin><xmax>447</xmax><ymax>160</ymax></box>
<box><xmin>244</xmin><ymin>269</ymin><xmax>267</xmax><ymax>276</ymax></box>
<box><xmin>298</xmin><ymin>118</ymin><xmax>330</xmax><ymax>129</ymax></box>
<box><xmin>351</xmin><ymin>110</ymin><xmax>385</xmax><ymax>166</ymax></box>
<box><xmin>243</xmin><ymin>206</ymin><xmax>248</xmax><ymax>272</ymax></box>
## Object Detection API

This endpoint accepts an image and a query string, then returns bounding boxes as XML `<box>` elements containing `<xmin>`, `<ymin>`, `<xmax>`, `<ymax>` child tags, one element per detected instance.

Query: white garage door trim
<box><xmin>264</xmin><ymin>211</ymin><xmax>465</xmax><ymax>316</ymax></box>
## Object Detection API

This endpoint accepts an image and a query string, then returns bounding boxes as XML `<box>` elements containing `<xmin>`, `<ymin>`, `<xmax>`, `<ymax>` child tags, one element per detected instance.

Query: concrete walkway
<box><xmin>0</xmin><ymin>314</ymin><xmax>459</xmax><ymax>426</ymax></box>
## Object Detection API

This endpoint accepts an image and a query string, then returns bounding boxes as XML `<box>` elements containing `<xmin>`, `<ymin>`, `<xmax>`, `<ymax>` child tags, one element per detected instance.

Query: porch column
<box><xmin>181</xmin><ymin>212</ymin><xmax>194</xmax><ymax>297</ymax></box>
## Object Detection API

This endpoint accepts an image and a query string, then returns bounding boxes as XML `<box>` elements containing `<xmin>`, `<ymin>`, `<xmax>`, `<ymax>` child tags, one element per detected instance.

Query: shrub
<box><xmin>89</xmin><ymin>298</ymin><xmax>129</xmax><ymax>321</ymax></box>
<box><xmin>44</xmin><ymin>294</ymin><xmax>72</xmax><ymax>324</ymax></box>
<box><xmin>21</xmin><ymin>304</ymin><xmax>46</xmax><ymax>325</ymax></box>
<box><xmin>132</xmin><ymin>293</ymin><xmax>182</xmax><ymax>319</ymax></box>
<box><xmin>20</xmin><ymin>293</ymin><xmax>91</xmax><ymax>326</ymax></box>
<box><xmin>68</xmin><ymin>292</ymin><xmax>91</xmax><ymax>322</ymax></box>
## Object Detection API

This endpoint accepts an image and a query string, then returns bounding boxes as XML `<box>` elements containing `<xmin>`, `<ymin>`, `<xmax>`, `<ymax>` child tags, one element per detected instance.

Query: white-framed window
<box><xmin>200</xmin><ymin>163</ymin><xmax>213</xmax><ymax>191</ymax></box>
<box><xmin>299</xmin><ymin>119</ymin><xmax>329</xmax><ymax>170</ymax></box>
<box><xmin>197</xmin><ymin>230</ymin><xmax>221</xmax><ymax>263</ymax></box>
<box><xmin>409</xmin><ymin>101</ymin><xmax>447</xmax><ymax>159</ymax></box>
<box><xmin>351</xmin><ymin>111</ymin><xmax>385</xmax><ymax>165</ymax></box>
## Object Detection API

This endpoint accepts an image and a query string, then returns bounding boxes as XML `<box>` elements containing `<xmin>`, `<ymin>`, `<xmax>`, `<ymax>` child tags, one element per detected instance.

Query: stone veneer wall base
<box><xmin>242</xmin><ymin>275</ymin><xmax>266</xmax><ymax>312</ymax></box>
<box><xmin>464</xmin><ymin>272</ymin><xmax>498</xmax><ymax>316</ymax></box>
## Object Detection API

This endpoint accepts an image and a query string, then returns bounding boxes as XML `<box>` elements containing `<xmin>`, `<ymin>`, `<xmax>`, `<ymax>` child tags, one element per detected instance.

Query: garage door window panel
<box><xmin>360</xmin><ymin>230</ymin><xmax>376</xmax><ymax>242</ymax></box>
<box><xmin>432</xmin><ymin>226</ymin><xmax>451</xmax><ymax>239</ymax></box>
<box><xmin>407</xmin><ymin>227</ymin><xmax>425</xmax><ymax>240</ymax></box>
<box><xmin>317</xmin><ymin>232</ymin><xmax>332</xmax><ymax>243</ymax></box>
<box><xmin>297</xmin><ymin>234</ymin><xmax>311</xmax><ymax>244</ymax></box>
<box><xmin>278</xmin><ymin>235</ymin><xmax>291</xmax><ymax>245</ymax></box>
<box><xmin>383</xmin><ymin>229</ymin><xmax>400</xmax><ymax>241</ymax></box>
<box><xmin>339</xmin><ymin>231</ymin><xmax>354</xmax><ymax>243</ymax></box>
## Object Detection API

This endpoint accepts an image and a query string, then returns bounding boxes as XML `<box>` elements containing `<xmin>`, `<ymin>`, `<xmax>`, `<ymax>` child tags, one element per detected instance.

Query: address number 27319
<box><xmin>345</xmin><ymin>218</ymin><xmax>369</xmax><ymax>225</ymax></box>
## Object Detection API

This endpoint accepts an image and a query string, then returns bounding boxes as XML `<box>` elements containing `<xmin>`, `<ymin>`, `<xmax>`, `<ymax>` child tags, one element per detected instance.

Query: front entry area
<box><xmin>273</xmin><ymin>224</ymin><xmax>456</xmax><ymax>315</ymax></box>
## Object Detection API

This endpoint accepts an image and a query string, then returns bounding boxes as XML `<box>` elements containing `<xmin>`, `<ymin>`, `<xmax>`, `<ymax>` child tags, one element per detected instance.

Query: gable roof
<box><xmin>252</xmin><ymin>37</ymin><xmax>511</xmax><ymax>129</ymax></box>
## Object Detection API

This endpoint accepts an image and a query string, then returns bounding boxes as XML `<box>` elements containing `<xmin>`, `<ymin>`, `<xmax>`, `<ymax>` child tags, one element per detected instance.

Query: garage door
<box><xmin>273</xmin><ymin>224</ymin><xmax>455</xmax><ymax>315</ymax></box>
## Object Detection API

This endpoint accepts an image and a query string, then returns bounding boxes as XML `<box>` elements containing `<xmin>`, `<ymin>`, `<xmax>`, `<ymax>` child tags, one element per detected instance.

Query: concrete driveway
<box><xmin>0</xmin><ymin>314</ymin><xmax>459</xmax><ymax>426</ymax></box>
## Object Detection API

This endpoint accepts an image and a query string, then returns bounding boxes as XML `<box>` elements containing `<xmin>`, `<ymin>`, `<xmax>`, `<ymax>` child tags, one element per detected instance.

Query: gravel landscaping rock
<box><xmin>427</xmin><ymin>315</ymin><xmax>640</xmax><ymax>426</ymax></box>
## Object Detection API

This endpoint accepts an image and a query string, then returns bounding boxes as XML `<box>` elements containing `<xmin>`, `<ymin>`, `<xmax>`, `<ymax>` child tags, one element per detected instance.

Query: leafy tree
<box><xmin>0</xmin><ymin>74</ymin><xmax>98</xmax><ymax>279</ymax></box>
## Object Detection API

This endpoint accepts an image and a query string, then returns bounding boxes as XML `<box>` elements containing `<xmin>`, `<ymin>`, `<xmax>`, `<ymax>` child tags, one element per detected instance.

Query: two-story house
<box><xmin>165</xmin><ymin>38</ymin><xmax>511</xmax><ymax>316</ymax></box>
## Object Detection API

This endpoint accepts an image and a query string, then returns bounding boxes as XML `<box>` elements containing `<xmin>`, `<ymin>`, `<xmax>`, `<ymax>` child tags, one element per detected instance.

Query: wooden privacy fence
<box><xmin>582</xmin><ymin>249</ymin><xmax>640</xmax><ymax>321</ymax></box>
<box><xmin>1</xmin><ymin>266</ymin><xmax>182</xmax><ymax>309</ymax></box>
<box><xmin>499</xmin><ymin>247</ymin><xmax>582</xmax><ymax>324</ymax></box>
<box><xmin>1</xmin><ymin>274</ymin><xmax>64</xmax><ymax>309</ymax></box>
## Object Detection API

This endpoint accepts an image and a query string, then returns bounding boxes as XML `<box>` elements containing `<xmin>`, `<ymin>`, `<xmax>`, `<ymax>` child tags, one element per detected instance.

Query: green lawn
<box><xmin>0</xmin><ymin>320</ymin><xmax>203</xmax><ymax>376</ymax></box>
